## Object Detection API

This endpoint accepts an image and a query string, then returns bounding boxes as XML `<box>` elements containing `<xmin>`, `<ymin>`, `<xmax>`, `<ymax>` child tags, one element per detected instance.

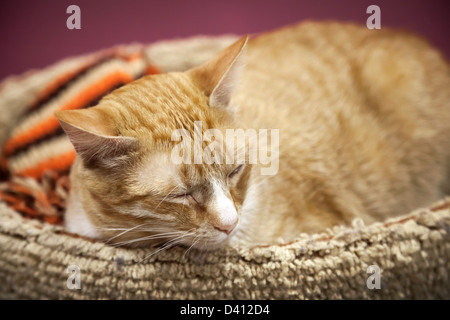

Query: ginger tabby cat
<box><xmin>55</xmin><ymin>21</ymin><xmax>450</xmax><ymax>250</ymax></box>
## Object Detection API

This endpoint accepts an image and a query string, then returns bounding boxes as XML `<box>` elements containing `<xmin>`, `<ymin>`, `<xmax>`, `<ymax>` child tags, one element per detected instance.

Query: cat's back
<box><xmin>232</xmin><ymin>21</ymin><xmax>450</xmax><ymax>232</ymax></box>
<box><xmin>235</xmin><ymin>21</ymin><xmax>367</xmax><ymax>133</ymax></box>
<box><xmin>237</xmin><ymin>21</ymin><xmax>450</xmax><ymax>166</ymax></box>
<box><xmin>236</xmin><ymin>21</ymin><xmax>450</xmax><ymax>132</ymax></box>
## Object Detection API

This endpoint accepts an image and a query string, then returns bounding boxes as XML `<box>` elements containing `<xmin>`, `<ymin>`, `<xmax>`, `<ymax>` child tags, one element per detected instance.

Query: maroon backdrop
<box><xmin>1</xmin><ymin>0</ymin><xmax>449</xmax><ymax>81</ymax></box>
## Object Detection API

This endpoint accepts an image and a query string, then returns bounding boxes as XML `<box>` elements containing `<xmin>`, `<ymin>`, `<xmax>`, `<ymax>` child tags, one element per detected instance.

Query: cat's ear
<box><xmin>55</xmin><ymin>108</ymin><xmax>137</xmax><ymax>166</ymax></box>
<box><xmin>188</xmin><ymin>35</ymin><xmax>248</xmax><ymax>108</ymax></box>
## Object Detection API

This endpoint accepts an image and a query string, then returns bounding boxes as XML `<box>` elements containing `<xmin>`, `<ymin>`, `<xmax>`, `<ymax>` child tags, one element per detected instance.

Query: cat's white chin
<box><xmin>197</xmin><ymin>228</ymin><xmax>241</xmax><ymax>251</ymax></box>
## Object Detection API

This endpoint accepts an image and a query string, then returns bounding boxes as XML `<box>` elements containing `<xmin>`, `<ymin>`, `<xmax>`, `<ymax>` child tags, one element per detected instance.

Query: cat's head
<box><xmin>55</xmin><ymin>36</ymin><xmax>251</xmax><ymax>250</ymax></box>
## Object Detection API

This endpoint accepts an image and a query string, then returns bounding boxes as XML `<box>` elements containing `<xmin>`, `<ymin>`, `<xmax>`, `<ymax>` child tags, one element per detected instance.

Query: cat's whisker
<box><xmin>153</xmin><ymin>185</ymin><xmax>180</xmax><ymax>210</ymax></box>
<box><xmin>196</xmin><ymin>238</ymin><xmax>211</xmax><ymax>261</ymax></box>
<box><xmin>181</xmin><ymin>191</ymin><xmax>188</xmax><ymax>212</ymax></box>
<box><xmin>142</xmin><ymin>228</ymin><xmax>195</xmax><ymax>255</ymax></box>
<box><xmin>103</xmin><ymin>223</ymin><xmax>148</xmax><ymax>243</ymax></box>
<box><xmin>183</xmin><ymin>234</ymin><xmax>202</xmax><ymax>258</ymax></box>
<box><xmin>99</xmin><ymin>222</ymin><xmax>167</xmax><ymax>232</ymax></box>
<box><xmin>139</xmin><ymin>233</ymin><xmax>194</xmax><ymax>263</ymax></box>
<box><xmin>111</xmin><ymin>230</ymin><xmax>189</xmax><ymax>247</ymax></box>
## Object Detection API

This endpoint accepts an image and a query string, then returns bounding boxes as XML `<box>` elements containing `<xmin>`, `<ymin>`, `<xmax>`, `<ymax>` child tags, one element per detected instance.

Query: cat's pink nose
<box><xmin>214</xmin><ymin>219</ymin><xmax>238</xmax><ymax>235</ymax></box>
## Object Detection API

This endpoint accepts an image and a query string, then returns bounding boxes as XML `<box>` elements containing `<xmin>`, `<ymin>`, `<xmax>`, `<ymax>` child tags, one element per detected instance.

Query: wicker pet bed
<box><xmin>0</xmin><ymin>35</ymin><xmax>449</xmax><ymax>300</ymax></box>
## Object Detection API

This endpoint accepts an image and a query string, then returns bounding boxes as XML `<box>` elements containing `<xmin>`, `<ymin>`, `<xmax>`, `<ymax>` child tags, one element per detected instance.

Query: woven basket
<box><xmin>0</xmin><ymin>36</ymin><xmax>449</xmax><ymax>300</ymax></box>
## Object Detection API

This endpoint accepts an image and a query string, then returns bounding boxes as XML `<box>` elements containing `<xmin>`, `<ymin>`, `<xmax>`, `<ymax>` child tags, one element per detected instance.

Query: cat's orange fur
<box><xmin>55</xmin><ymin>21</ymin><xmax>450</xmax><ymax>249</ymax></box>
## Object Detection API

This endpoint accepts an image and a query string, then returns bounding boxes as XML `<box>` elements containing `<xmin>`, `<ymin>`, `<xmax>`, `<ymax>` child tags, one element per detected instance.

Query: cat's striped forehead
<box><xmin>102</xmin><ymin>72</ymin><xmax>233</xmax><ymax>143</ymax></box>
<box><xmin>132</xmin><ymin>151</ymin><xmax>231</xmax><ymax>196</ymax></box>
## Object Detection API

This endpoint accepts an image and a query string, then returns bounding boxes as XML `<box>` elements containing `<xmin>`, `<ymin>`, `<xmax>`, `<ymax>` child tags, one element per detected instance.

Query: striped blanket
<box><xmin>0</xmin><ymin>46</ymin><xmax>152</xmax><ymax>224</ymax></box>
<box><xmin>0</xmin><ymin>37</ymin><xmax>236</xmax><ymax>225</ymax></box>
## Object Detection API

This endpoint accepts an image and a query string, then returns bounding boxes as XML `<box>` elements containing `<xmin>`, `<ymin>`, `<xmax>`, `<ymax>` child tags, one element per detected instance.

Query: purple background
<box><xmin>1</xmin><ymin>0</ymin><xmax>449</xmax><ymax>81</ymax></box>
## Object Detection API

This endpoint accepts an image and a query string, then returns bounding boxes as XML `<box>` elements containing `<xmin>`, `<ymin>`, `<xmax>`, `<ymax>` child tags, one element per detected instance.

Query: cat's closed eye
<box><xmin>228</xmin><ymin>165</ymin><xmax>243</xmax><ymax>180</ymax></box>
<box><xmin>171</xmin><ymin>192</ymin><xmax>198</xmax><ymax>204</ymax></box>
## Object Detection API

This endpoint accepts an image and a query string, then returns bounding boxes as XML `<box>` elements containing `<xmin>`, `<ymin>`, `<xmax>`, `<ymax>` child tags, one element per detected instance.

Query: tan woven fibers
<box><xmin>0</xmin><ymin>199</ymin><xmax>449</xmax><ymax>299</ymax></box>
<box><xmin>0</xmin><ymin>36</ymin><xmax>449</xmax><ymax>299</ymax></box>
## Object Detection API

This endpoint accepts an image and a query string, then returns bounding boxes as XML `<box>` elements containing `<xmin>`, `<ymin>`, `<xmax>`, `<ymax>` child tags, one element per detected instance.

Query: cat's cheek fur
<box><xmin>64</xmin><ymin>189</ymin><xmax>100</xmax><ymax>239</ymax></box>
<box><xmin>227</xmin><ymin>178</ymin><xmax>258</xmax><ymax>246</ymax></box>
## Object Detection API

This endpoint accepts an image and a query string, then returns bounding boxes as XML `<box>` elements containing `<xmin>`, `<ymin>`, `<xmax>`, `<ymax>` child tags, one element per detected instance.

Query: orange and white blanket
<box><xmin>0</xmin><ymin>37</ymin><xmax>235</xmax><ymax>225</ymax></box>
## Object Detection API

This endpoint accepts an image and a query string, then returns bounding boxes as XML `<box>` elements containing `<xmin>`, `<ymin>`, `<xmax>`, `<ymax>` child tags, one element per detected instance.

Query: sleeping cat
<box><xmin>55</xmin><ymin>21</ymin><xmax>450</xmax><ymax>250</ymax></box>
